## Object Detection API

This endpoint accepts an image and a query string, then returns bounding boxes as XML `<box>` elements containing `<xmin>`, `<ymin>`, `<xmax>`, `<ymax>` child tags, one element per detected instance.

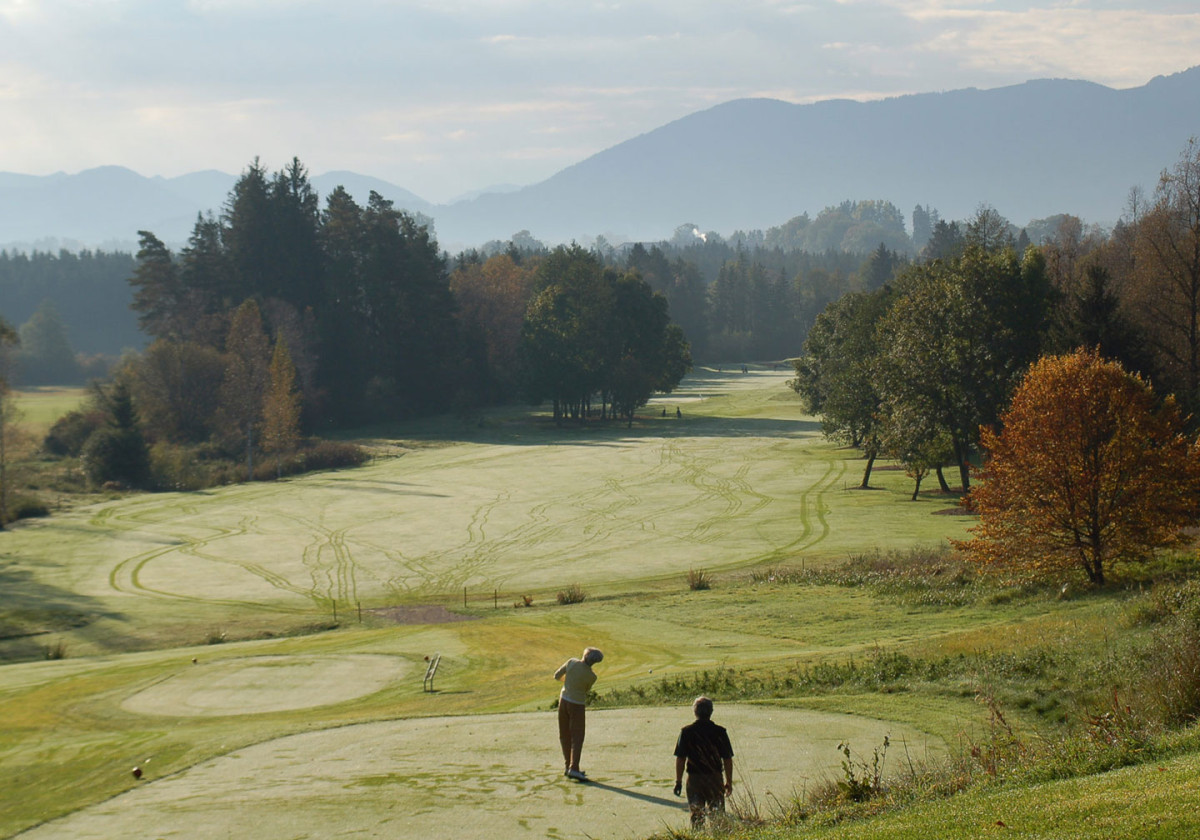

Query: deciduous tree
<box><xmin>1129</xmin><ymin>137</ymin><xmax>1200</xmax><ymax>416</ymax></box>
<box><xmin>961</xmin><ymin>349</ymin><xmax>1200</xmax><ymax>586</ymax></box>
<box><xmin>791</xmin><ymin>287</ymin><xmax>892</xmax><ymax>488</ymax></box>
<box><xmin>218</xmin><ymin>300</ymin><xmax>271</xmax><ymax>479</ymax></box>
<box><xmin>261</xmin><ymin>337</ymin><xmax>302</xmax><ymax>476</ymax></box>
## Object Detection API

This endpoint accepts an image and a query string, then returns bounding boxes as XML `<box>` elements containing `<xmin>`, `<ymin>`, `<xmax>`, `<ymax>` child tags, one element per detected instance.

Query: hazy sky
<box><xmin>2</xmin><ymin>0</ymin><xmax>1198</xmax><ymax>203</ymax></box>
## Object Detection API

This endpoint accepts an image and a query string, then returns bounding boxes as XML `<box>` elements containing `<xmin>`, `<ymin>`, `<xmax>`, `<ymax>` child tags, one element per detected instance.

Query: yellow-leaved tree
<box><xmin>961</xmin><ymin>348</ymin><xmax>1200</xmax><ymax>586</ymax></box>
<box><xmin>261</xmin><ymin>337</ymin><xmax>302</xmax><ymax>478</ymax></box>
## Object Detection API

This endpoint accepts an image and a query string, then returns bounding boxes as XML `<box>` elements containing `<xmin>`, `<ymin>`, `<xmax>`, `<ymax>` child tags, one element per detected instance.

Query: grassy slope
<box><xmin>740</xmin><ymin>753</ymin><xmax>1200</xmax><ymax>840</ymax></box>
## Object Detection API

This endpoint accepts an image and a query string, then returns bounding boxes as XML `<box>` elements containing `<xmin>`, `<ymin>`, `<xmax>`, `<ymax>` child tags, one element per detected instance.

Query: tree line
<box><xmin>793</xmin><ymin>139</ymin><xmax>1200</xmax><ymax>583</ymax></box>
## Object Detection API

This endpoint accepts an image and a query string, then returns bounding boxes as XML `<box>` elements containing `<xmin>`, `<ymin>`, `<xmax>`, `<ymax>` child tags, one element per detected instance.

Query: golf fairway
<box><xmin>1</xmin><ymin>370</ymin><xmax>976</xmax><ymax>838</ymax></box>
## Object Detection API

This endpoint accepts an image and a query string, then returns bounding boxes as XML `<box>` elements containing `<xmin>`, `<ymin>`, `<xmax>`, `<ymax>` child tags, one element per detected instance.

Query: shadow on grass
<box><xmin>580</xmin><ymin>779</ymin><xmax>685</xmax><ymax>809</ymax></box>
<box><xmin>0</xmin><ymin>563</ymin><xmax>122</xmax><ymax>663</ymax></box>
<box><xmin>359</xmin><ymin>413</ymin><xmax>823</xmax><ymax>448</ymax></box>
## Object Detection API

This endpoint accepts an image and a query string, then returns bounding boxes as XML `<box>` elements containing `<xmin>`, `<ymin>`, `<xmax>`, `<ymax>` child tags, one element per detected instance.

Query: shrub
<box><xmin>556</xmin><ymin>584</ymin><xmax>587</xmax><ymax>605</ymax></box>
<box><xmin>149</xmin><ymin>442</ymin><xmax>225</xmax><ymax>491</ymax></box>
<box><xmin>43</xmin><ymin>640</ymin><xmax>67</xmax><ymax>660</ymax></box>
<box><xmin>252</xmin><ymin>439</ymin><xmax>369</xmax><ymax>480</ymax></box>
<box><xmin>7</xmin><ymin>493</ymin><xmax>50</xmax><ymax>522</ymax></box>
<box><xmin>1138</xmin><ymin>596</ymin><xmax>1200</xmax><ymax>726</ymax></box>
<box><xmin>687</xmin><ymin>568</ymin><xmax>712</xmax><ymax>590</ymax></box>
<box><xmin>43</xmin><ymin>409</ymin><xmax>106</xmax><ymax>457</ymax></box>
<box><xmin>80</xmin><ymin>426</ymin><xmax>151</xmax><ymax>489</ymax></box>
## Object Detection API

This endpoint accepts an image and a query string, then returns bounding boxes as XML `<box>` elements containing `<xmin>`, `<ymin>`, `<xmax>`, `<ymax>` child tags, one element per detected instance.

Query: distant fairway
<box><xmin>2</xmin><ymin>369</ymin><xmax>970</xmax><ymax>656</ymax></box>
<box><xmin>17</xmin><ymin>705</ymin><xmax>934</xmax><ymax>840</ymax></box>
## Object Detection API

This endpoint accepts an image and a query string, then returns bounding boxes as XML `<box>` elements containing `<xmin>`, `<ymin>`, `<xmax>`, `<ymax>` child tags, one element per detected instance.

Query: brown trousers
<box><xmin>557</xmin><ymin>699</ymin><xmax>586</xmax><ymax>770</ymax></box>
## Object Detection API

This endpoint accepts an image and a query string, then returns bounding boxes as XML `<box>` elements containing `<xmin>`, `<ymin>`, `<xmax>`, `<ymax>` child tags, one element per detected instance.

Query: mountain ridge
<box><xmin>2</xmin><ymin>66</ymin><xmax>1199</xmax><ymax>251</ymax></box>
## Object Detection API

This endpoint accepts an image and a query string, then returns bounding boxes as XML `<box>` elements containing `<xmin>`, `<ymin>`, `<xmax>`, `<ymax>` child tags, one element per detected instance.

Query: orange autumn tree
<box><xmin>961</xmin><ymin>348</ymin><xmax>1200</xmax><ymax>586</ymax></box>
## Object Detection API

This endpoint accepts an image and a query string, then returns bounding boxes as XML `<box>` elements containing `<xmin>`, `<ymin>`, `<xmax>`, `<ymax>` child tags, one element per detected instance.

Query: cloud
<box><xmin>0</xmin><ymin>0</ymin><xmax>1197</xmax><ymax>201</ymax></box>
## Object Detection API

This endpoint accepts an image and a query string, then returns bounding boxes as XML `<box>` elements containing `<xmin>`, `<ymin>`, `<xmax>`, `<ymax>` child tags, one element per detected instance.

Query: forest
<box><xmin>1</xmin><ymin>138</ymin><xmax>1198</xmax><ymax>495</ymax></box>
<box><xmin>793</xmin><ymin>138</ymin><xmax>1200</xmax><ymax>504</ymax></box>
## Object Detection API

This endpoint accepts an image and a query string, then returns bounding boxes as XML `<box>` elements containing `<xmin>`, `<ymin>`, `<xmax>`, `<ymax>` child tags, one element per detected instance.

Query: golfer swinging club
<box><xmin>673</xmin><ymin>695</ymin><xmax>734</xmax><ymax>827</ymax></box>
<box><xmin>554</xmin><ymin>646</ymin><xmax>603</xmax><ymax>780</ymax></box>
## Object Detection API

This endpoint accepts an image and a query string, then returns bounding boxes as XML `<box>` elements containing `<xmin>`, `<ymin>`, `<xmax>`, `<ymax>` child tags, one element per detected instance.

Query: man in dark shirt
<box><xmin>672</xmin><ymin>696</ymin><xmax>734</xmax><ymax>827</ymax></box>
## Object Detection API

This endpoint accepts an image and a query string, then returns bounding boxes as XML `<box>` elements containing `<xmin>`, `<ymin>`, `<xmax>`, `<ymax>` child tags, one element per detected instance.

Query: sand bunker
<box><xmin>121</xmin><ymin>654</ymin><xmax>410</xmax><ymax>716</ymax></box>
<box><xmin>24</xmin><ymin>705</ymin><xmax>941</xmax><ymax>840</ymax></box>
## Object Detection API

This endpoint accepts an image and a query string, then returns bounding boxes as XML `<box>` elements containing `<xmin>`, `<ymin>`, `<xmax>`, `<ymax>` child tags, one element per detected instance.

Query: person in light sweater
<box><xmin>554</xmin><ymin>646</ymin><xmax>604</xmax><ymax>780</ymax></box>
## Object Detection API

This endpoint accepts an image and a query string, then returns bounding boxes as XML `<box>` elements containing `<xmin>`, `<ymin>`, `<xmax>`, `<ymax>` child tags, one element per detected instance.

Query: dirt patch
<box><xmin>933</xmin><ymin>506</ymin><xmax>974</xmax><ymax>516</ymax></box>
<box><xmin>368</xmin><ymin>605</ymin><xmax>479</xmax><ymax>625</ymax></box>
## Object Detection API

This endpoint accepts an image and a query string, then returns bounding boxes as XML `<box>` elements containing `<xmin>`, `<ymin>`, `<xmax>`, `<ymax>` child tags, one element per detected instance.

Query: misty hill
<box><xmin>434</xmin><ymin>66</ymin><xmax>1200</xmax><ymax>246</ymax></box>
<box><xmin>3</xmin><ymin>67</ymin><xmax>1200</xmax><ymax>252</ymax></box>
<box><xmin>0</xmin><ymin>168</ymin><xmax>434</xmax><ymax>251</ymax></box>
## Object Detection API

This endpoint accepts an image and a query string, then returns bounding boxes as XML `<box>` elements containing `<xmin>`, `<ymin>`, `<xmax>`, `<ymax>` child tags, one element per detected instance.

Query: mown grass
<box><xmin>10</xmin><ymin>387</ymin><xmax>88</xmax><ymax>438</ymax></box>
<box><xmin>1</xmin><ymin>370</ymin><xmax>1198</xmax><ymax>839</ymax></box>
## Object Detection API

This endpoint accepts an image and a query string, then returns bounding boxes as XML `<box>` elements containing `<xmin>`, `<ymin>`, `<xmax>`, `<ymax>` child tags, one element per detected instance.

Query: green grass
<box><xmin>0</xmin><ymin>369</ymin><xmax>1195</xmax><ymax>840</ymax></box>
<box><xmin>703</xmin><ymin>750</ymin><xmax>1200</xmax><ymax>840</ymax></box>
<box><xmin>0</xmin><ymin>371</ymin><xmax>971</xmax><ymax>662</ymax></box>
<box><xmin>11</xmin><ymin>386</ymin><xmax>88</xmax><ymax>438</ymax></box>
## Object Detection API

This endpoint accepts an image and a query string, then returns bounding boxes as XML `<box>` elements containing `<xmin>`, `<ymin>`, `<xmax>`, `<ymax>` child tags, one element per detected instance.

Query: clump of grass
<box><xmin>1126</xmin><ymin>578</ymin><xmax>1200</xmax><ymax>626</ymax></box>
<box><xmin>1135</xmin><ymin>595</ymin><xmax>1200</xmax><ymax>726</ymax></box>
<box><xmin>687</xmin><ymin>569</ymin><xmax>712</xmax><ymax>590</ymax></box>
<box><xmin>205</xmin><ymin>628</ymin><xmax>227</xmax><ymax>645</ymax></box>
<box><xmin>556</xmin><ymin>584</ymin><xmax>586</xmax><ymax>605</ymax></box>
<box><xmin>750</xmin><ymin>546</ymin><xmax>999</xmax><ymax>608</ymax></box>
<box><xmin>43</xmin><ymin>639</ymin><xmax>67</xmax><ymax>660</ymax></box>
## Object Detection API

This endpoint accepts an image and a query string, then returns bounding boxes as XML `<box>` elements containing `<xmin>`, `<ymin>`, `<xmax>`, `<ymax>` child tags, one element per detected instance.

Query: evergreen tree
<box><xmin>81</xmin><ymin>379</ymin><xmax>151</xmax><ymax>489</ymax></box>
<box><xmin>129</xmin><ymin>231</ymin><xmax>182</xmax><ymax>340</ymax></box>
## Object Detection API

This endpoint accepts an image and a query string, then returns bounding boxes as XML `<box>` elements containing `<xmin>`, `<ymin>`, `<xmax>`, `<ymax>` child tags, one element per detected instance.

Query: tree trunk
<box><xmin>936</xmin><ymin>467</ymin><xmax>952</xmax><ymax>493</ymax></box>
<box><xmin>910</xmin><ymin>471</ymin><xmax>924</xmax><ymax>501</ymax></box>
<box><xmin>246</xmin><ymin>427</ymin><xmax>254</xmax><ymax>482</ymax></box>
<box><xmin>859</xmin><ymin>449</ymin><xmax>876</xmax><ymax>489</ymax></box>
<box><xmin>952</xmin><ymin>435</ymin><xmax>970</xmax><ymax>492</ymax></box>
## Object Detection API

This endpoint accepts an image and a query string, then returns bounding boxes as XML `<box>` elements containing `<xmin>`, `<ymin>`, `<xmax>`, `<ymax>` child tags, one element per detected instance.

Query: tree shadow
<box><xmin>0</xmin><ymin>563</ymin><xmax>122</xmax><ymax>663</ymax></box>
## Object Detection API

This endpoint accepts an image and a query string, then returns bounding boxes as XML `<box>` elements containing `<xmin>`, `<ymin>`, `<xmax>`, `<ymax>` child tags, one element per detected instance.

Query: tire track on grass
<box><xmin>756</xmin><ymin>453</ymin><xmax>846</xmax><ymax>563</ymax></box>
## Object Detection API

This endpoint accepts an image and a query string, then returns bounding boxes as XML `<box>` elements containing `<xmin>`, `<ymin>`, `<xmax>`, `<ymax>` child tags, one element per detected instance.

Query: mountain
<box><xmin>432</xmin><ymin>66</ymin><xmax>1200</xmax><ymax>247</ymax></box>
<box><xmin>2</xmin><ymin>67</ymin><xmax>1199</xmax><ymax>252</ymax></box>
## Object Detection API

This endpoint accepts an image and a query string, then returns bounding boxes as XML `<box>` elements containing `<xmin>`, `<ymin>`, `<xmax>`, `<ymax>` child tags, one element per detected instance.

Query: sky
<box><xmin>2</xmin><ymin>0</ymin><xmax>1199</xmax><ymax>204</ymax></box>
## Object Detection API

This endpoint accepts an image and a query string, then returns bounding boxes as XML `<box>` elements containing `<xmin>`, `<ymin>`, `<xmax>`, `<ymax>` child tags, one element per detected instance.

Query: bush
<box><xmin>557</xmin><ymin>584</ymin><xmax>587</xmax><ymax>605</ymax></box>
<box><xmin>7</xmin><ymin>493</ymin><xmax>50</xmax><ymax>522</ymax></box>
<box><xmin>149</xmin><ymin>439</ymin><xmax>369</xmax><ymax>491</ymax></box>
<box><xmin>43</xmin><ymin>409</ymin><xmax>106</xmax><ymax>457</ymax></box>
<box><xmin>80</xmin><ymin>426</ymin><xmax>151</xmax><ymax>489</ymax></box>
<box><xmin>252</xmin><ymin>440</ymin><xmax>369</xmax><ymax>480</ymax></box>
<box><xmin>1138</xmin><ymin>595</ymin><xmax>1200</xmax><ymax>726</ymax></box>
<box><xmin>687</xmin><ymin>569</ymin><xmax>712</xmax><ymax>590</ymax></box>
<box><xmin>149</xmin><ymin>442</ymin><xmax>228</xmax><ymax>491</ymax></box>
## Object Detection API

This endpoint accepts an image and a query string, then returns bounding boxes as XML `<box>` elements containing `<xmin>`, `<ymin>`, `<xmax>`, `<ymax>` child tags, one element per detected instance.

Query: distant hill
<box><xmin>0</xmin><ymin>167</ymin><xmax>434</xmax><ymax>251</ymax></box>
<box><xmin>2</xmin><ymin>67</ymin><xmax>1199</xmax><ymax>252</ymax></box>
<box><xmin>433</xmin><ymin>66</ymin><xmax>1200</xmax><ymax>247</ymax></box>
